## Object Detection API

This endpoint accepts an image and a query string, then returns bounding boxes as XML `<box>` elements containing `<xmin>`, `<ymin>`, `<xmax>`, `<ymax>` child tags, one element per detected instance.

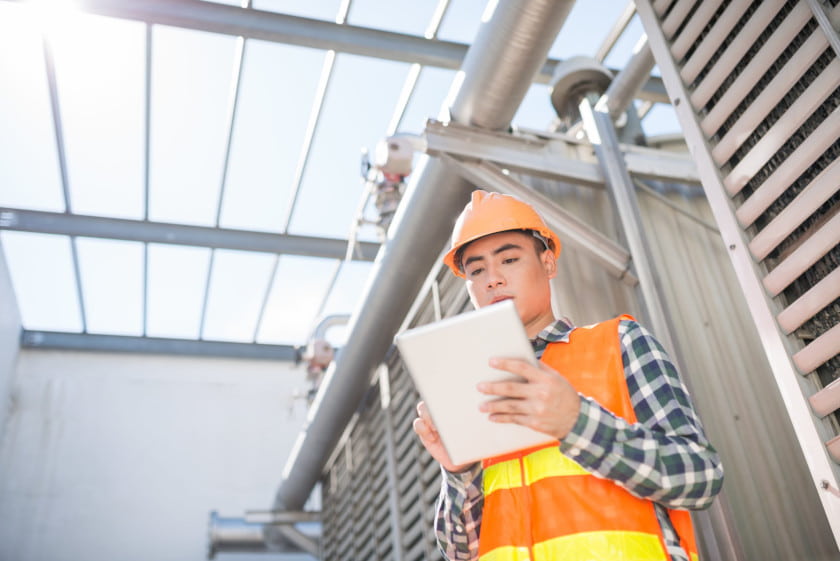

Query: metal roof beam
<box><xmin>0</xmin><ymin>208</ymin><xmax>379</xmax><ymax>261</ymax></box>
<box><xmin>20</xmin><ymin>330</ymin><xmax>300</xmax><ymax>361</ymax></box>
<box><xmin>4</xmin><ymin>0</ymin><xmax>669</xmax><ymax>103</ymax></box>
<box><xmin>423</xmin><ymin>119</ymin><xmax>702</xmax><ymax>186</ymax></box>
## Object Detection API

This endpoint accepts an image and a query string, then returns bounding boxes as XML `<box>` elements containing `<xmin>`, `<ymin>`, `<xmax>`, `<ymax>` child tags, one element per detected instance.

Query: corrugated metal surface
<box><xmin>320</xmin><ymin>170</ymin><xmax>837</xmax><ymax>558</ymax></box>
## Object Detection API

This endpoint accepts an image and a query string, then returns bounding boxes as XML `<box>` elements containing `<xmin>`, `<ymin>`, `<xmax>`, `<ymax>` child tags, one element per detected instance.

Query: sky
<box><xmin>0</xmin><ymin>0</ymin><xmax>681</xmax><ymax>348</ymax></box>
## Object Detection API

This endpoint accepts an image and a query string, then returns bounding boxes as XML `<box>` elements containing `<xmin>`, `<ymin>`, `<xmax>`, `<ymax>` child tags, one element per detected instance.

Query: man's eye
<box><xmin>468</xmin><ymin>267</ymin><xmax>484</xmax><ymax>277</ymax></box>
<box><xmin>503</xmin><ymin>257</ymin><xmax>518</xmax><ymax>264</ymax></box>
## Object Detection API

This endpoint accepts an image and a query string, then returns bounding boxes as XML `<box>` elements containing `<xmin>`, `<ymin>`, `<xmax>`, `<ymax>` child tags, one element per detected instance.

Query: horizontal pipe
<box><xmin>795</xmin><ymin>323</ymin><xmax>840</xmax><ymax>375</ymax></box>
<box><xmin>776</xmin><ymin>267</ymin><xmax>840</xmax><ymax>334</ymax></box>
<box><xmin>208</xmin><ymin>512</ymin><xmax>271</xmax><ymax>558</ymax></box>
<box><xmin>600</xmin><ymin>37</ymin><xmax>656</xmax><ymax>122</ymax></box>
<box><xmin>762</xmin><ymin>212</ymin><xmax>840</xmax><ymax>296</ymax></box>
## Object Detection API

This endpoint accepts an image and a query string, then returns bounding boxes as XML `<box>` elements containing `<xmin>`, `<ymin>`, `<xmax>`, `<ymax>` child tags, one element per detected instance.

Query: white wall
<box><xmin>0</xmin><ymin>348</ymin><xmax>315</xmax><ymax>561</ymax></box>
<box><xmin>0</xmin><ymin>240</ymin><xmax>21</xmax><ymax>442</ymax></box>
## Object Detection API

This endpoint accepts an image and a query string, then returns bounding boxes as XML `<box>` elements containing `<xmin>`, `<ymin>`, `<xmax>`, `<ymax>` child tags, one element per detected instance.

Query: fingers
<box><xmin>413</xmin><ymin>401</ymin><xmax>439</xmax><ymax>443</ymax></box>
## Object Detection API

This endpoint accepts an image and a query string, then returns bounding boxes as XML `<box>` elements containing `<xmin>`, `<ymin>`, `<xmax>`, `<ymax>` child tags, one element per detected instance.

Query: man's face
<box><xmin>461</xmin><ymin>230</ymin><xmax>557</xmax><ymax>338</ymax></box>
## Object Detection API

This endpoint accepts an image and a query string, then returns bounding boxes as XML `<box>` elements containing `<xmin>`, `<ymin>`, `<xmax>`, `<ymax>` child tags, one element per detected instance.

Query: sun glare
<box><xmin>24</xmin><ymin>0</ymin><xmax>82</xmax><ymax>32</ymax></box>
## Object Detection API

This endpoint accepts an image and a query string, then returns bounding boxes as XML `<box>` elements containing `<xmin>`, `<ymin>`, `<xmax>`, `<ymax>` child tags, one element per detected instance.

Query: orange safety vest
<box><xmin>479</xmin><ymin>316</ymin><xmax>699</xmax><ymax>561</ymax></box>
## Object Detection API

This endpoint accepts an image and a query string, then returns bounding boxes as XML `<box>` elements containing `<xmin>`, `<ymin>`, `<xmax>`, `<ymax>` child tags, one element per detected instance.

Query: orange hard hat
<box><xmin>443</xmin><ymin>190</ymin><xmax>561</xmax><ymax>278</ymax></box>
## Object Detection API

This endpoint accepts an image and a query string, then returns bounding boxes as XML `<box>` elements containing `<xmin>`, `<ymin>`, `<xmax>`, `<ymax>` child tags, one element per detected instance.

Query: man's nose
<box><xmin>486</xmin><ymin>265</ymin><xmax>505</xmax><ymax>287</ymax></box>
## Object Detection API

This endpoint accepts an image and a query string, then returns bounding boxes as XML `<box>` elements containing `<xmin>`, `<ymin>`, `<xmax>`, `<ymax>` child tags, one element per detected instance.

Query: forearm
<box><xmin>560</xmin><ymin>396</ymin><xmax>723</xmax><ymax>508</ymax></box>
<box><xmin>557</xmin><ymin>320</ymin><xmax>724</xmax><ymax>509</ymax></box>
<box><xmin>434</xmin><ymin>463</ymin><xmax>483</xmax><ymax>561</ymax></box>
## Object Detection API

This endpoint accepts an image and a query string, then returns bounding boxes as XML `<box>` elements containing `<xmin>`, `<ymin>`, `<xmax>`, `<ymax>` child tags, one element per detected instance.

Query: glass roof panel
<box><xmin>146</xmin><ymin>244</ymin><xmax>211</xmax><ymax>339</ymax></box>
<box><xmin>0</xmin><ymin>231</ymin><xmax>81</xmax><ymax>331</ymax></box>
<box><xmin>149</xmin><ymin>26</ymin><xmax>237</xmax><ymax>226</ymax></box>
<box><xmin>512</xmin><ymin>83</ymin><xmax>555</xmax><ymax>131</ymax></box>
<box><xmin>641</xmin><ymin>102</ymin><xmax>682</xmax><ymax>137</ymax></box>
<box><xmin>395</xmin><ymin>66</ymin><xmax>456</xmax><ymax>135</ymax></box>
<box><xmin>76</xmin><ymin>238</ymin><xmax>144</xmax><ymax>335</ymax></box>
<box><xmin>219</xmin><ymin>40</ymin><xmax>324</xmax><ymax>233</ymax></box>
<box><xmin>347</xmin><ymin>0</ymin><xmax>438</xmax><ymax>36</ymax></box>
<box><xmin>603</xmin><ymin>15</ymin><xmax>646</xmax><ymax>69</ymax></box>
<box><xmin>52</xmin><ymin>13</ymin><xmax>145</xmax><ymax>219</ymax></box>
<box><xmin>0</xmin><ymin>3</ymin><xmax>64</xmax><ymax>211</ymax></box>
<box><xmin>288</xmin><ymin>54</ymin><xmax>410</xmax><ymax>239</ymax></box>
<box><xmin>549</xmin><ymin>0</ymin><xmax>628</xmax><ymax>59</ymax></box>
<box><xmin>437</xmin><ymin>0</ymin><xmax>485</xmax><ymax>43</ymax></box>
<box><xmin>257</xmin><ymin>255</ymin><xmax>339</xmax><ymax>345</ymax></box>
<box><xmin>319</xmin><ymin>260</ymin><xmax>373</xmax><ymax>322</ymax></box>
<box><xmin>252</xmin><ymin>0</ymin><xmax>342</xmax><ymax>21</ymax></box>
<box><xmin>202</xmin><ymin>249</ymin><xmax>277</xmax><ymax>342</ymax></box>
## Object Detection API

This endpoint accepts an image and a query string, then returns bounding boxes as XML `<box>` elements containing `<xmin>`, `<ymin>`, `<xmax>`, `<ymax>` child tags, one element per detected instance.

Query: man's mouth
<box><xmin>490</xmin><ymin>295</ymin><xmax>513</xmax><ymax>304</ymax></box>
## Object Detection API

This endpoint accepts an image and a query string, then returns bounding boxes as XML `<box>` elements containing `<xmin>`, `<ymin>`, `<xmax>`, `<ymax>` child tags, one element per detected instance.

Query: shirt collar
<box><xmin>531</xmin><ymin>317</ymin><xmax>574</xmax><ymax>355</ymax></box>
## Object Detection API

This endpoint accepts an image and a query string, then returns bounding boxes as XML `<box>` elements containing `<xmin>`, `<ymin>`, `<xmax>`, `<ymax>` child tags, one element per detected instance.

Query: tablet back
<box><xmin>395</xmin><ymin>300</ymin><xmax>556</xmax><ymax>466</ymax></box>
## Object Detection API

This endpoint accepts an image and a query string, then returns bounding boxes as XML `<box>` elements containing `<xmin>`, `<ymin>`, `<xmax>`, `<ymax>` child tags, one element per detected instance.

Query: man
<box><xmin>413</xmin><ymin>190</ymin><xmax>723</xmax><ymax>561</ymax></box>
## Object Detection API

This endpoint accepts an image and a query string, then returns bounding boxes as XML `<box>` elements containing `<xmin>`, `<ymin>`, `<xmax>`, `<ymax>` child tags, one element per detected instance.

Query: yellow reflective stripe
<box><xmin>480</xmin><ymin>545</ymin><xmax>531</xmax><ymax>561</ymax></box>
<box><xmin>523</xmin><ymin>446</ymin><xmax>588</xmax><ymax>484</ymax></box>
<box><xmin>485</xmin><ymin>448</ymin><xmax>589</xmax><ymax>494</ymax></box>
<box><xmin>690</xmin><ymin>553</ymin><xmax>699</xmax><ymax>561</ymax></box>
<box><xmin>533</xmin><ymin>531</ymin><xmax>668</xmax><ymax>561</ymax></box>
<box><xmin>484</xmin><ymin>458</ymin><xmax>523</xmax><ymax>494</ymax></box>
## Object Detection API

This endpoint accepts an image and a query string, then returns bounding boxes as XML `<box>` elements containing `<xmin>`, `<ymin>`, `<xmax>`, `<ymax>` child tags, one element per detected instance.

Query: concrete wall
<box><xmin>0</xmin><ymin>348</ymin><xmax>314</xmax><ymax>561</ymax></box>
<box><xmin>0</xmin><ymin>240</ymin><xmax>21</xmax><ymax>447</ymax></box>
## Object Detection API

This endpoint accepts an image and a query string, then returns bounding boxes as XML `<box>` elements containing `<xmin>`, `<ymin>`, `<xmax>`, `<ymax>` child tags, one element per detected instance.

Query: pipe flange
<box><xmin>550</xmin><ymin>56</ymin><xmax>613</xmax><ymax>119</ymax></box>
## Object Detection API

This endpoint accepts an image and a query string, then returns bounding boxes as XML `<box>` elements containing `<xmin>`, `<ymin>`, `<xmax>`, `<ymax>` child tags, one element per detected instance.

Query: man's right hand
<box><xmin>413</xmin><ymin>401</ymin><xmax>477</xmax><ymax>473</ymax></box>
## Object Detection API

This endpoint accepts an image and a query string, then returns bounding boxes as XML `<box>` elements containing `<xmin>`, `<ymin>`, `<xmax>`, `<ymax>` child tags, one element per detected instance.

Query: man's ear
<box><xmin>541</xmin><ymin>249</ymin><xmax>558</xmax><ymax>279</ymax></box>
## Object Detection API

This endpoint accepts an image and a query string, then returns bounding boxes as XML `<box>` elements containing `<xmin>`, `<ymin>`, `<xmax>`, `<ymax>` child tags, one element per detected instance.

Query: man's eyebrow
<box><xmin>463</xmin><ymin>243</ymin><xmax>524</xmax><ymax>268</ymax></box>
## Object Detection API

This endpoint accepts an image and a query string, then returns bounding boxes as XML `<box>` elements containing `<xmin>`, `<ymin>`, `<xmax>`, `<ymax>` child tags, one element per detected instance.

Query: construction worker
<box><xmin>413</xmin><ymin>190</ymin><xmax>723</xmax><ymax>561</ymax></box>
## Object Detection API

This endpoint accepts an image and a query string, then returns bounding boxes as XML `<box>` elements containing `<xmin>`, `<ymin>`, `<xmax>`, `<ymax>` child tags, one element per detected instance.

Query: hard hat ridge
<box><xmin>443</xmin><ymin>189</ymin><xmax>561</xmax><ymax>278</ymax></box>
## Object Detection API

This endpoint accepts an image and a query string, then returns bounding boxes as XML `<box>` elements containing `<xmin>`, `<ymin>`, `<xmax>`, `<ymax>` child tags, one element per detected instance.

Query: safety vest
<box><xmin>478</xmin><ymin>316</ymin><xmax>699</xmax><ymax>561</ymax></box>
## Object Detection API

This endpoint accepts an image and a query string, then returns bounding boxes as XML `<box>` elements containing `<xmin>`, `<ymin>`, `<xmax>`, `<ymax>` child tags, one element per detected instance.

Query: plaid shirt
<box><xmin>434</xmin><ymin>318</ymin><xmax>724</xmax><ymax>561</ymax></box>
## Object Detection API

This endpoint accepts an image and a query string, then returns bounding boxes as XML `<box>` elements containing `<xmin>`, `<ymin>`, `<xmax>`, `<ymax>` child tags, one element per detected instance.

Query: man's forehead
<box><xmin>461</xmin><ymin>230</ymin><xmax>531</xmax><ymax>258</ymax></box>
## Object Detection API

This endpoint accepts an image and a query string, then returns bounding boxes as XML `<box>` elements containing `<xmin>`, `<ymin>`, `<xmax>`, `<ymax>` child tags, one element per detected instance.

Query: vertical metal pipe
<box><xmin>579</xmin><ymin>100</ymin><xmax>679</xmax><ymax>356</ymax></box>
<box><xmin>579</xmin><ymin>99</ymin><xmax>744</xmax><ymax>561</ymax></box>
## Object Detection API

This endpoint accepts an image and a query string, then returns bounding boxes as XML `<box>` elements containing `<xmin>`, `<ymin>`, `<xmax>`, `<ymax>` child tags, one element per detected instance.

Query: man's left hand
<box><xmin>477</xmin><ymin>358</ymin><xmax>581</xmax><ymax>440</ymax></box>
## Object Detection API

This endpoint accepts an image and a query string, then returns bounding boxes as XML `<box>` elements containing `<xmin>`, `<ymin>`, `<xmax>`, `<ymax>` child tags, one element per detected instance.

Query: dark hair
<box><xmin>456</xmin><ymin>229</ymin><xmax>549</xmax><ymax>272</ymax></box>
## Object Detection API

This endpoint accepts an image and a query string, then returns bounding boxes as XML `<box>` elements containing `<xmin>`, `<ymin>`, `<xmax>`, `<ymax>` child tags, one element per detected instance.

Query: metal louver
<box><xmin>636</xmin><ymin>0</ymin><xmax>840</xmax><ymax>548</ymax></box>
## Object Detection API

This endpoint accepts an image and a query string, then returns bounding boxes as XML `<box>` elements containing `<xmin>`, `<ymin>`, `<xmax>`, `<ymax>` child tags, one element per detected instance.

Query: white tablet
<box><xmin>395</xmin><ymin>299</ymin><xmax>557</xmax><ymax>466</ymax></box>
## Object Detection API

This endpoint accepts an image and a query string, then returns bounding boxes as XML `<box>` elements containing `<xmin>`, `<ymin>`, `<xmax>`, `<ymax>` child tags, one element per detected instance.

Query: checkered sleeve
<box><xmin>434</xmin><ymin>462</ymin><xmax>484</xmax><ymax>560</ymax></box>
<box><xmin>558</xmin><ymin>319</ymin><xmax>724</xmax><ymax>509</ymax></box>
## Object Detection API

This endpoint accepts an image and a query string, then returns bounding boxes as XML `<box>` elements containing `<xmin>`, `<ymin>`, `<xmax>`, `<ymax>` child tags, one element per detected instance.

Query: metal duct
<box><xmin>263</xmin><ymin>0</ymin><xmax>577</xmax><ymax>551</ymax></box>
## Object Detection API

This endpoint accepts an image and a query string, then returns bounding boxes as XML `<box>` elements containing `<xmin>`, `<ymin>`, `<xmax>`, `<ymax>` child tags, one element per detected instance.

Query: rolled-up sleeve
<box><xmin>435</xmin><ymin>462</ymin><xmax>483</xmax><ymax>560</ymax></box>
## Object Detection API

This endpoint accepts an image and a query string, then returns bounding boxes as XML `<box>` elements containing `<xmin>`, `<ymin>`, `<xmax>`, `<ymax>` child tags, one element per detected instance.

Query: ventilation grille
<box><xmin>321</xmin><ymin>353</ymin><xmax>445</xmax><ymax>561</ymax></box>
<box><xmin>654</xmin><ymin>0</ymin><xmax>840</xmax><ymax>389</ymax></box>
